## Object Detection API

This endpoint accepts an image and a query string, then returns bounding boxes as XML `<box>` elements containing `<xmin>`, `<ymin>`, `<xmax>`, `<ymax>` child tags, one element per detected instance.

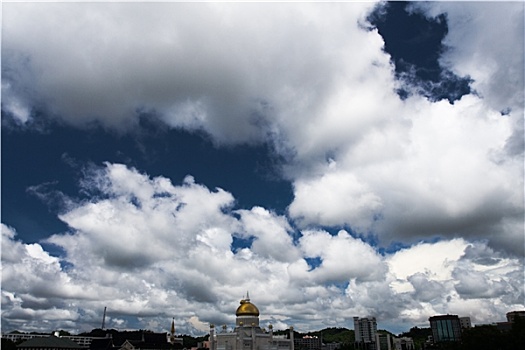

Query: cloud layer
<box><xmin>2</xmin><ymin>164</ymin><xmax>523</xmax><ymax>334</ymax></box>
<box><xmin>3</xmin><ymin>2</ymin><xmax>522</xmax><ymax>254</ymax></box>
<box><xmin>1</xmin><ymin>1</ymin><xmax>524</xmax><ymax>335</ymax></box>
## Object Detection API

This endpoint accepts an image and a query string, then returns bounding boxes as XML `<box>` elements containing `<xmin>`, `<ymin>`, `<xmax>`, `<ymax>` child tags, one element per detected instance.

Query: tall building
<box><xmin>354</xmin><ymin>317</ymin><xmax>377</xmax><ymax>350</ymax></box>
<box><xmin>428</xmin><ymin>315</ymin><xmax>462</xmax><ymax>343</ymax></box>
<box><xmin>210</xmin><ymin>295</ymin><xmax>294</xmax><ymax>350</ymax></box>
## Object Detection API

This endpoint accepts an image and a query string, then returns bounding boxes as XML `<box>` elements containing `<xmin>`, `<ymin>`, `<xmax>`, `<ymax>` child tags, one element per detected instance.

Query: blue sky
<box><xmin>2</xmin><ymin>1</ymin><xmax>524</xmax><ymax>336</ymax></box>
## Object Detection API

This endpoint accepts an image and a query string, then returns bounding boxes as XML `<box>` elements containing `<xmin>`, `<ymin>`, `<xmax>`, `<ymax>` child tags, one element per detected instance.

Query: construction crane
<box><xmin>101</xmin><ymin>307</ymin><xmax>107</xmax><ymax>329</ymax></box>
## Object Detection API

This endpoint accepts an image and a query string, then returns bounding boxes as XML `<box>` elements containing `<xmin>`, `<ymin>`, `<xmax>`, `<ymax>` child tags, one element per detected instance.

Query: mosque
<box><xmin>209</xmin><ymin>295</ymin><xmax>294</xmax><ymax>350</ymax></box>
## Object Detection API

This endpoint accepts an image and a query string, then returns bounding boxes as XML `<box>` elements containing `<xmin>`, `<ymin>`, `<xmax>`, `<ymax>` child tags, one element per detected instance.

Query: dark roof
<box><xmin>111</xmin><ymin>332</ymin><xmax>167</xmax><ymax>347</ymax></box>
<box><xmin>17</xmin><ymin>336</ymin><xmax>83</xmax><ymax>349</ymax></box>
<box><xmin>127</xmin><ymin>342</ymin><xmax>173</xmax><ymax>349</ymax></box>
<box><xmin>143</xmin><ymin>334</ymin><xmax>168</xmax><ymax>344</ymax></box>
<box><xmin>121</xmin><ymin>339</ymin><xmax>172</xmax><ymax>349</ymax></box>
<box><xmin>90</xmin><ymin>338</ymin><xmax>114</xmax><ymax>350</ymax></box>
<box><xmin>429</xmin><ymin>315</ymin><xmax>459</xmax><ymax>321</ymax></box>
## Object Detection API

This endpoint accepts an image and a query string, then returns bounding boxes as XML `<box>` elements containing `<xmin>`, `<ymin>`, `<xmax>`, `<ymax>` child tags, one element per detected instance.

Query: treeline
<box><xmin>399</xmin><ymin>326</ymin><xmax>432</xmax><ymax>349</ymax></box>
<box><xmin>273</xmin><ymin>327</ymin><xmax>355</xmax><ymax>343</ymax></box>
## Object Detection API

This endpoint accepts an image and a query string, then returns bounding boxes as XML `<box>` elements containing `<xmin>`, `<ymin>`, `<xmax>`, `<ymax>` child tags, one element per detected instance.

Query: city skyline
<box><xmin>3</xmin><ymin>309</ymin><xmax>522</xmax><ymax>338</ymax></box>
<box><xmin>2</xmin><ymin>1</ymin><xmax>524</xmax><ymax>336</ymax></box>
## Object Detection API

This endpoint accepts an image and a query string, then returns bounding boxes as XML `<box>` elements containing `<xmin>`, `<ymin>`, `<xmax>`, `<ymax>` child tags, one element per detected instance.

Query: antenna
<box><xmin>101</xmin><ymin>306</ymin><xmax>107</xmax><ymax>329</ymax></box>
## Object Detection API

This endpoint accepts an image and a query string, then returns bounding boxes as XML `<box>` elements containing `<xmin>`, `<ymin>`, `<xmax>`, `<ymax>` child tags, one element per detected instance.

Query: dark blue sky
<box><xmin>2</xmin><ymin>120</ymin><xmax>293</xmax><ymax>243</ymax></box>
<box><xmin>369</xmin><ymin>1</ymin><xmax>471</xmax><ymax>102</ymax></box>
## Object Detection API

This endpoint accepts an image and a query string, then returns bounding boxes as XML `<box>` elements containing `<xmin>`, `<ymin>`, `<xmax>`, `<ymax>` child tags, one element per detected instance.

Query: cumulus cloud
<box><xmin>412</xmin><ymin>1</ymin><xmax>525</xmax><ymax>163</ymax></box>
<box><xmin>3</xmin><ymin>2</ymin><xmax>522</xmax><ymax>255</ymax></box>
<box><xmin>289</xmin><ymin>171</ymin><xmax>383</xmax><ymax>230</ymax></box>
<box><xmin>414</xmin><ymin>2</ymin><xmax>524</xmax><ymax>113</ymax></box>
<box><xmin>1</xmin><ymin>2</ymin><xmax>378</xmax><ymax>143</ymax></box>
<box><xmin>298</xmin><ymin>229</ymin><xmax>387</xmax><ymax>284</ymax></box>
<box><xmin>2</xmin><ymin>165</ymin><xmax>523</xmax><ymax>334</ymax></box>
<box><xmin>236</xmin><ymin>206</ymin><xmax>299</xmax><ymax>263</ymax></box>
<box><xmin>288</xmin><ymin>94</ymin><xmax>523</xmax><ymax>254</ymax></box>
<box><xmin>385</xmin><ymin>239</ymin><xmax>523</xmax><ymax>325</ymax></box>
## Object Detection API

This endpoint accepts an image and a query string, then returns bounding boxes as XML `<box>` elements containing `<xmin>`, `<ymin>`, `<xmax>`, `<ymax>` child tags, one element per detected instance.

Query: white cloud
<box><xmin>1</xmin><ymin>167</ymin><xmax>523</xmax><ymax>334</ymax></box>
<box><xmin>3</xmin><ymin>2</ymin><xmax>522</xmax><ymax>255</ymax></box>
<box><xmin>288</xmin><ymin>93</ymin><xmax>523</xmax><ymax>254</ymax></box>
<box><xmin>413</xmin><ymin>1</ymin><xmax>524</xmax><ymax>159</ymax></box>
<box><xmin>1</xmin><ymin>2</ymin><xmax>379</xmax><ymax>145</ymax></box>
<box><xmin>415</xmin><ymin>2</ymin><xmax>524</xmax><ymax>113</ymax></box>
<box><xmin>289</xmin><ymin>171</ymin><xmax>383</xmax><ymax>230</ymax></box>
<box><xmin>387</xmin><ymin>239</ymin><xmax>467</xmax><ymax>283</ymax></box>
<box><xmin>1</xmin><ymin>1</ymin><xmax>524</xmax><ymax>336</ymax></box>
<box><xmin>298</xmin><ymin>230</ymin><xmax>387</xmax><ymax>284</ymax></box>
<box><xmin>384</xmin><ymin>239</ymin><xmax>523</xmax><ymax>326</ymax></box>
<box><xmin>189</xmin><ymin>316</ymin><xmax>209</xmax><ymax>333</ymax></box>
<box><xmin>236</xmin><ymin>206</ymin><xmax>300</xmax><ymax>263</ymax></box>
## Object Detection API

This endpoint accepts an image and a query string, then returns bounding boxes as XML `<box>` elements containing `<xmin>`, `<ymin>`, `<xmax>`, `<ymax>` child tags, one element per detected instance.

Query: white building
<box><xmin>392</xmin><ymin>337</ymin><xmax>414</xmax><ymax>350</ymax></box>
<box><xmin>354</xmin><ymin>317</ymin><xmax>377</xmax><ymax>350</ymax></box>
<box><xmin>1</xmin><ymin>333</ymin><xmax>108</xmax><ymax>348</ymax></box>
<box><xmin>210</xmin><ymin>296</ymin><xmax>294</xmax><ymax>350</ymax></box>
<box><xmin>459</xmin><ymin>317</ymin><xmax>472</xmax><ymax>329</ymax></box>
<box><xmin>354</xmin><ymin>317</ymin><xmax>377</xmax><ymax>342</ymax></box>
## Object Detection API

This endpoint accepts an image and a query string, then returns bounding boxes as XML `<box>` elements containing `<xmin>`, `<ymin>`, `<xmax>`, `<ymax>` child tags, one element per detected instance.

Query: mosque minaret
<box><xmin>167</xmin><ymin>317</ymin><xmax>184</xmax><ymax>345</ymax></box>
<box><xmin>210</xmin><ymin>294</ymin><xmax>294</xmax><ymax>350</ymax></box>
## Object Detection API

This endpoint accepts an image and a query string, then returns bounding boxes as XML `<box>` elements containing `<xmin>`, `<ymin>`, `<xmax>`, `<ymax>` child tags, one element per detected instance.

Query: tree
<box><xmin>460</xmin><ymin>325</ymin><xmax>502</xmax><ymax>350</ymax></box>
<box><xmin>55</xmin><ymin>330</ymin><xmax>72</xmax><ymax>336</ymax></box>
<box><xmin>398</xmin><ymin>326</ymin><xmax>432</xmax><ymax>350</ymax></box>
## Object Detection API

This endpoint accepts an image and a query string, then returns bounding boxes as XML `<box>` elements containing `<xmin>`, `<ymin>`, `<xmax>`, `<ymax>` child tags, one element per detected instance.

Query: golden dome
<box><xmin>236</xmin><ymin>299</ymin><xmax>260</xmax><ymax>317</ymax></box>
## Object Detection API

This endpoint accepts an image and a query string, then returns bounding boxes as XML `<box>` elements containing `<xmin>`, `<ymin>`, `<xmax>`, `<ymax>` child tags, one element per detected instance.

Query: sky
<box><xmin>1</xmin><ymin>0</ymin><xmax>524</xmax><ymax>337</ymax></box>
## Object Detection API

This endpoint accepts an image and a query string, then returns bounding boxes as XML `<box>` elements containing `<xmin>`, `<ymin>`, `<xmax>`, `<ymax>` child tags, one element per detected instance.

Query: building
<box><xmin>459</xmin><ymin>317</ymin><xmax>471</xmax><ymax>330</ymax></box>
<box><xmin>89</xmin><ymin>338</ymin><xmax>113</xmax><ymax>350</ymax></box>
<box><xmin>167</xmin><ymin>318</ymin><xmax>184</xmax><ymax>346</ymax></box>
<box><xmin>506</xmin><ymin>311</ymin><xmax>525</xmax><ymax>322</ymax></box>
<box><xmin>321</xmin><ymin>343</ymin><xmax>340</xmax><ymax>350</ymax></box>
<box><xmin>428</xmin><ymin>315</ymin><xmax>462</xmax><ymax>343</ymax></box>
<box><xmin>374</xmin><ymin>334</ymin><xmax>391</xmax><ymax>350</ymax></box>
<box><xmin>111</xmin><ymin>331</ymin><xmax>173</xmax><ymax>350</ymax></box>
<box><xmin>192</xmin><ymin>340</ymin><xmax>212</xmax><ymax>350</ymax></box>
<box><xmin>3</xmin><ymin>333</ymin><xmax>50</xmax><ymax>343</ymax></box>
<box><xmin>495</xmin><ymin>310</ymin><xmax>525</xmax><ymax>332</ymax></box>
<box><xmin>2</xmin><ymin>333</ymin><xmax>108</xmax><ymax>348</ymax></box>
<box><xmin>392</xmin><ymin>337</ymin><xmax>414</xmax><ymax>350</ymax></box>
<box><xmin>62</xmin><ymin>335</ymin><xmax>109</xmax><ymax>348</ymax></box>
<box><xmin>16</xmin><ymin>335</ymin><xmax>83</xmax><ymax>350</ymax></box>
<box><xmin>294</xmin><ymin>336</ymin><xmax>321</xmax><ymax>350</ymax></box>
<box><xmin>210</xmin><ymin>295</ymin><xmax>294</xmax><ymax>350</ymax></box>
<box><xmin>354</xmin><ymin>317</ymin><xmax>377</xmax><ymax>350</ymax></box>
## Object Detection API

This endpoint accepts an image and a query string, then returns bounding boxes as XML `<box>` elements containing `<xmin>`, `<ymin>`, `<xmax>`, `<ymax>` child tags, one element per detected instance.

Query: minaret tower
<box><xmin>168</xmin><ymin>318</ymin><xmax>176</xmax><ymax>344</ymax></box>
